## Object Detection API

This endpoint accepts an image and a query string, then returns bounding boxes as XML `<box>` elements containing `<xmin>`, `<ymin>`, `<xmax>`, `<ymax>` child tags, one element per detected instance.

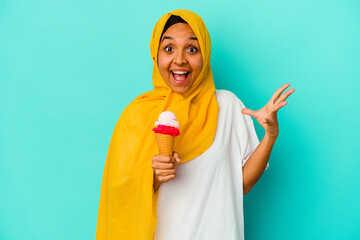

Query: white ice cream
<box><xmin>155</xmin><ymin>111</ymin><xmax>180</xmax><ymax>128</ymax></box>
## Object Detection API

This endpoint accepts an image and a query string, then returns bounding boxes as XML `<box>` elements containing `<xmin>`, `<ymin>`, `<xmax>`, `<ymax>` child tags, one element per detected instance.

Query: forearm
<box><xmin>243</xmin><ymin>133</ymin><xmax>277</xmax><ymax>194</ymax></box>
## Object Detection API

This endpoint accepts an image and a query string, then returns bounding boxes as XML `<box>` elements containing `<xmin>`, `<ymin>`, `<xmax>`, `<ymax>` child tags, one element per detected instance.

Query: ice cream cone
<box><xmin>154</xmin><ymin>133</ymin><xmax>175</xmax><ymax>156</ymax></box>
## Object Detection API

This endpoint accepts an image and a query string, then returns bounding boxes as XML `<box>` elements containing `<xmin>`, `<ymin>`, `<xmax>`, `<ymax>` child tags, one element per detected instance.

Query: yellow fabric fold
<box><xmin>96</xmin><ymin>9</ymin><xmax>218</xmax><ymax>239</ymax></box>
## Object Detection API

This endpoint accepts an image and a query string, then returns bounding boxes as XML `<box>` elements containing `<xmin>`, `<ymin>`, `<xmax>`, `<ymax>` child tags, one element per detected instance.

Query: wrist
<box><xmin>153</xmin><ymin>174</ymin><xmax>161</xmax><ymax>192</ymax></box>
<box><xmin>265</xmin><ymin>132</ymin><xmax>278</xmax><ymax>141</ymax></box>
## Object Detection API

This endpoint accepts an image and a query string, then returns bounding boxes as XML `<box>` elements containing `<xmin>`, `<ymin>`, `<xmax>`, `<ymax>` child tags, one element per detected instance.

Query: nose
<box><xmin>173</xmin><ymin>51</ymin><xmax>187</xmax><ymax>65</ymax></box>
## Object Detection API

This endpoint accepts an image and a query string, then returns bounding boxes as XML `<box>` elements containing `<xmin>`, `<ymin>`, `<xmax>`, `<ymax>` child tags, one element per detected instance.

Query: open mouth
<box><xmin>171</xmin><ymin>70</ymin><xmax>190</xmax><ymax>84</ymax></box>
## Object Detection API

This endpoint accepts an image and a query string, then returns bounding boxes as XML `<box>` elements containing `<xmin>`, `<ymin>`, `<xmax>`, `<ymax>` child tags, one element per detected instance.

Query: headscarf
<box><xmin>96</xmin><ymin>9</ymin><xmax>219</xmax><ymax>239</ymax></box>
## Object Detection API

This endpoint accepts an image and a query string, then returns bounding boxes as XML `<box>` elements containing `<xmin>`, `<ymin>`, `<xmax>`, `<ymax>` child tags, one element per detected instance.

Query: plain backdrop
<box><xmin>1</xmin><ymin>0</ymin><xmax>359</xmax><ymax>239</ymax></box>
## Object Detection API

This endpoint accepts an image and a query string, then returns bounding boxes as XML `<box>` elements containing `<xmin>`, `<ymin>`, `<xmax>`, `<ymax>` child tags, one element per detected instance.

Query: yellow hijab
<box><xmin>96</xmin><ymin>9</ymin><xmax>218</xmax><ymax>239</ymax></box>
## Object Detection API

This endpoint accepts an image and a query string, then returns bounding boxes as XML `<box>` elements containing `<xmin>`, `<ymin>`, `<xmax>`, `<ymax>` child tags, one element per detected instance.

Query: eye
<box><xmin>188</xmin><ymin>47</ymin><xmax>198</xmax><ymax>53</ymax></box>
<box><xmin>164</xmin><ymin>46</ymin><xmax>173</xmax><ymax>52</ymax></box>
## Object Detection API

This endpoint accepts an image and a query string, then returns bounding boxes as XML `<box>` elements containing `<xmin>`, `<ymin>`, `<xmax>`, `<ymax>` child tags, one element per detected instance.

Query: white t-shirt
<box><xmin>154</xmin><ymin>89</ymin><xmax>269</xmax><ymax>240</ymax></box>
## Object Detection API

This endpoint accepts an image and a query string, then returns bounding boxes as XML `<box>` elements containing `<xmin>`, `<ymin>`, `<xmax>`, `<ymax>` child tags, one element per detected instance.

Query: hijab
<box><xmin>96</xmin><ymin>9</ymin><xmax>219</xmax><ymax>239</ymax></box>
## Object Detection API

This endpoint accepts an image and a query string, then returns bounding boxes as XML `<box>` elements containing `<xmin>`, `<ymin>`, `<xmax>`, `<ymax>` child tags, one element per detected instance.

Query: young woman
<box><xmin>96</xmin><ymin>9</ymin><xmax>294</xmax><ymax>240</ymax></box>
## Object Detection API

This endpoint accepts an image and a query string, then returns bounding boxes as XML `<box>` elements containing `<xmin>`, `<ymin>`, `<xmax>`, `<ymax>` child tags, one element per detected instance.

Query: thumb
<box><xmin>173</xmin><ymin>152</ymin><xmax>181</xmax><ymax>163</ymax></box>
<box><xmin>241</xmin><ymin>108</ymin><xmax>254</xmax><ymax>117</ymax></box>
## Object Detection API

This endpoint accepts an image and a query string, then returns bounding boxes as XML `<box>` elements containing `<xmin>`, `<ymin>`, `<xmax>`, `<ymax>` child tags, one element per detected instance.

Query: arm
<box><xmin>242</xmin><ymin>133</ymin><xmax>277</xmax><ymax>195</ymax></box>
<box><xmin>240</xmin><ymin>83</ymin><xmax>295</xmax><ymax>195</ymax></box>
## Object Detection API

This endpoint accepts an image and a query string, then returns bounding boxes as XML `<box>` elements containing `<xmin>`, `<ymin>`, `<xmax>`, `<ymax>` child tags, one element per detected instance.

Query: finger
<box><xmin>159</xmin><ymin>174</ymin><xmax>175</xmax><ymax>183</ymax></box>
<box><xmin>173</xmin><ymin>152</ymin><xmax>181</xmax><ymax>163</ymax></box>
<box><xmin>155</xmin><ymin>169</ymin><xmax>176</xmax><ymax>176</ymax></box>
<box><xmin>241</xmin><ymin>108</ymin><xmax>255</xmax><ymax>117</ymax></box>
<box><xmin>271</xmin><ymin>83</ymin><xmax>290</xmax><ymax>103</ymax></box>
<box><xmin>274</xmin><ymin>101</ymin><xmax>287</xmax><ymax>112</ymax></box>
<box><xmin>152</xmin><ymin>161</ymin><xmax>175</xmax><ymax>170</ymax></box>
<box><xmin>153</xmin><ymin>154</ymin><xmax>173</xmax><ymax>163</ymax></box>
<box><xmin>275</xmin><ymin>88</ymin><xmax>295</xmax><ymax>105</ymax></box>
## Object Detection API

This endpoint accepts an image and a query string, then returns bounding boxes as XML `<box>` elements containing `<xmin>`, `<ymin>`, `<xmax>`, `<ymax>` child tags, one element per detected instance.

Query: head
<box><xmin>157</xmin><ymin>15</ymin><xmax>203</xmax><ymax>95</ymax></box>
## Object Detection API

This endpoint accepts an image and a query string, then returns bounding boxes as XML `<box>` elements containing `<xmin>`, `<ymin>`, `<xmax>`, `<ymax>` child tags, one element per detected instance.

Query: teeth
<box><xmin>172</xmin><ymin>71</ymin><xmax>188</xmax><ymax>75</ymax></box>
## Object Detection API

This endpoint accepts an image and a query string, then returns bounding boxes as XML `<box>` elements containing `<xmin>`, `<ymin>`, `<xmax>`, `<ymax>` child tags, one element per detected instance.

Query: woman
<box><xmin>96</xmin><ymin>9</ymin><xmax>294</xmax><ymax>240</ymax></box>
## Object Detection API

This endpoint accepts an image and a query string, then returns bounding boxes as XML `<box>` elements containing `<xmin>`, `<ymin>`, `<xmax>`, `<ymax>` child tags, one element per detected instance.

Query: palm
<box><xmin>241</xmin><ymin>83</ymin><xmax>295</xmax><ymax>138</ymax></box>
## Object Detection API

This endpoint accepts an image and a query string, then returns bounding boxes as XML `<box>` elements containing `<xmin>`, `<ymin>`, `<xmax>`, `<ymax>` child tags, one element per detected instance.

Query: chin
<box><xmin>171</xmin><ymin>84</ymin><xmax>192</xmax><ymax>94</ymax></box>
<box><xmin>171</xmin><ymin>88</ymin><xmax>186</xmax><ymax>94</ymax></box>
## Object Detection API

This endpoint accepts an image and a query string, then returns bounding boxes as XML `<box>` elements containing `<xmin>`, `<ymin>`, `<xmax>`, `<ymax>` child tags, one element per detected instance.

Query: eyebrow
<box><xmin>161</xmin><ymin>36</ymin><xmax>198</xmax><ymax>42</ymax></box>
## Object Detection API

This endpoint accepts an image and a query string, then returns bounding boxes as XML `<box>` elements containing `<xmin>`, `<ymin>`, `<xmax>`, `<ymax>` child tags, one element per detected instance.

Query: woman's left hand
<box><xmin>241</xmin><ymin>83</ymin><xmax>295</xmax><ymax>139</ymax></box>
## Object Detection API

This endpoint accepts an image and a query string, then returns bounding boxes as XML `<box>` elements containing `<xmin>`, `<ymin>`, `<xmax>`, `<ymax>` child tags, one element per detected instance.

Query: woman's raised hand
<box><xmin>241</xmin><ymin>83</ymin><xmax>295</xmax><ymax>139</ymax></box>
<box><xmin>152</xmin><ymin>152</ymin><xmax>181</xmax><ymax>191</ymax></box>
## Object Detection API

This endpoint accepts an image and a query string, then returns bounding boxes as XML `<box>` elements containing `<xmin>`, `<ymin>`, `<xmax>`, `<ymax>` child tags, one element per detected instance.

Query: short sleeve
<box><xmin>234</xmin><ymin>96</ymin><xmax>269</xmax><ymax>171</ymax></box>
<box><xmin>242</xmin><ymin>122</ymin><xmax>269</xmax><ymax>171</ymax></box>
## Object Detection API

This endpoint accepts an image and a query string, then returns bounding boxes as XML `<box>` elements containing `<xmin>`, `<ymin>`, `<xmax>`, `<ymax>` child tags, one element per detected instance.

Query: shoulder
<box><xmin>215</xmin><ymin>89</ymin><xmax>246</xmax><ymax>109</ymax></box>
<box><xmin>215</xmin><ymin>89</ymin><xmax>255</xmax><ymax>126</ymax></box>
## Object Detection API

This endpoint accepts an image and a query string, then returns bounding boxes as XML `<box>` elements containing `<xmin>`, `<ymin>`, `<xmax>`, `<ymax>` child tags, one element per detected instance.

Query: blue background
<box><xmin>1</xmin><ymin>0</ymin><xmax>359</xmax><ymax>239</ymax></box>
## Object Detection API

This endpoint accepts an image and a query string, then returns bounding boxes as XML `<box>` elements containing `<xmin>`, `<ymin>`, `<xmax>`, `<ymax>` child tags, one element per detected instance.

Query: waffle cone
<box><xmin>154</xmin><ymin>133</ymin><xmax>175</xmax><ymax>156</ymax></box>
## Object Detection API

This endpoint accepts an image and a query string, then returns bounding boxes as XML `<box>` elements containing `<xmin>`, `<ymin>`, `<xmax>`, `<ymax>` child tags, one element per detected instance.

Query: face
<box><xmin>157</xmin><ymin>23</ymin><xmax>203</xmax><ymax>94</ymax></box>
